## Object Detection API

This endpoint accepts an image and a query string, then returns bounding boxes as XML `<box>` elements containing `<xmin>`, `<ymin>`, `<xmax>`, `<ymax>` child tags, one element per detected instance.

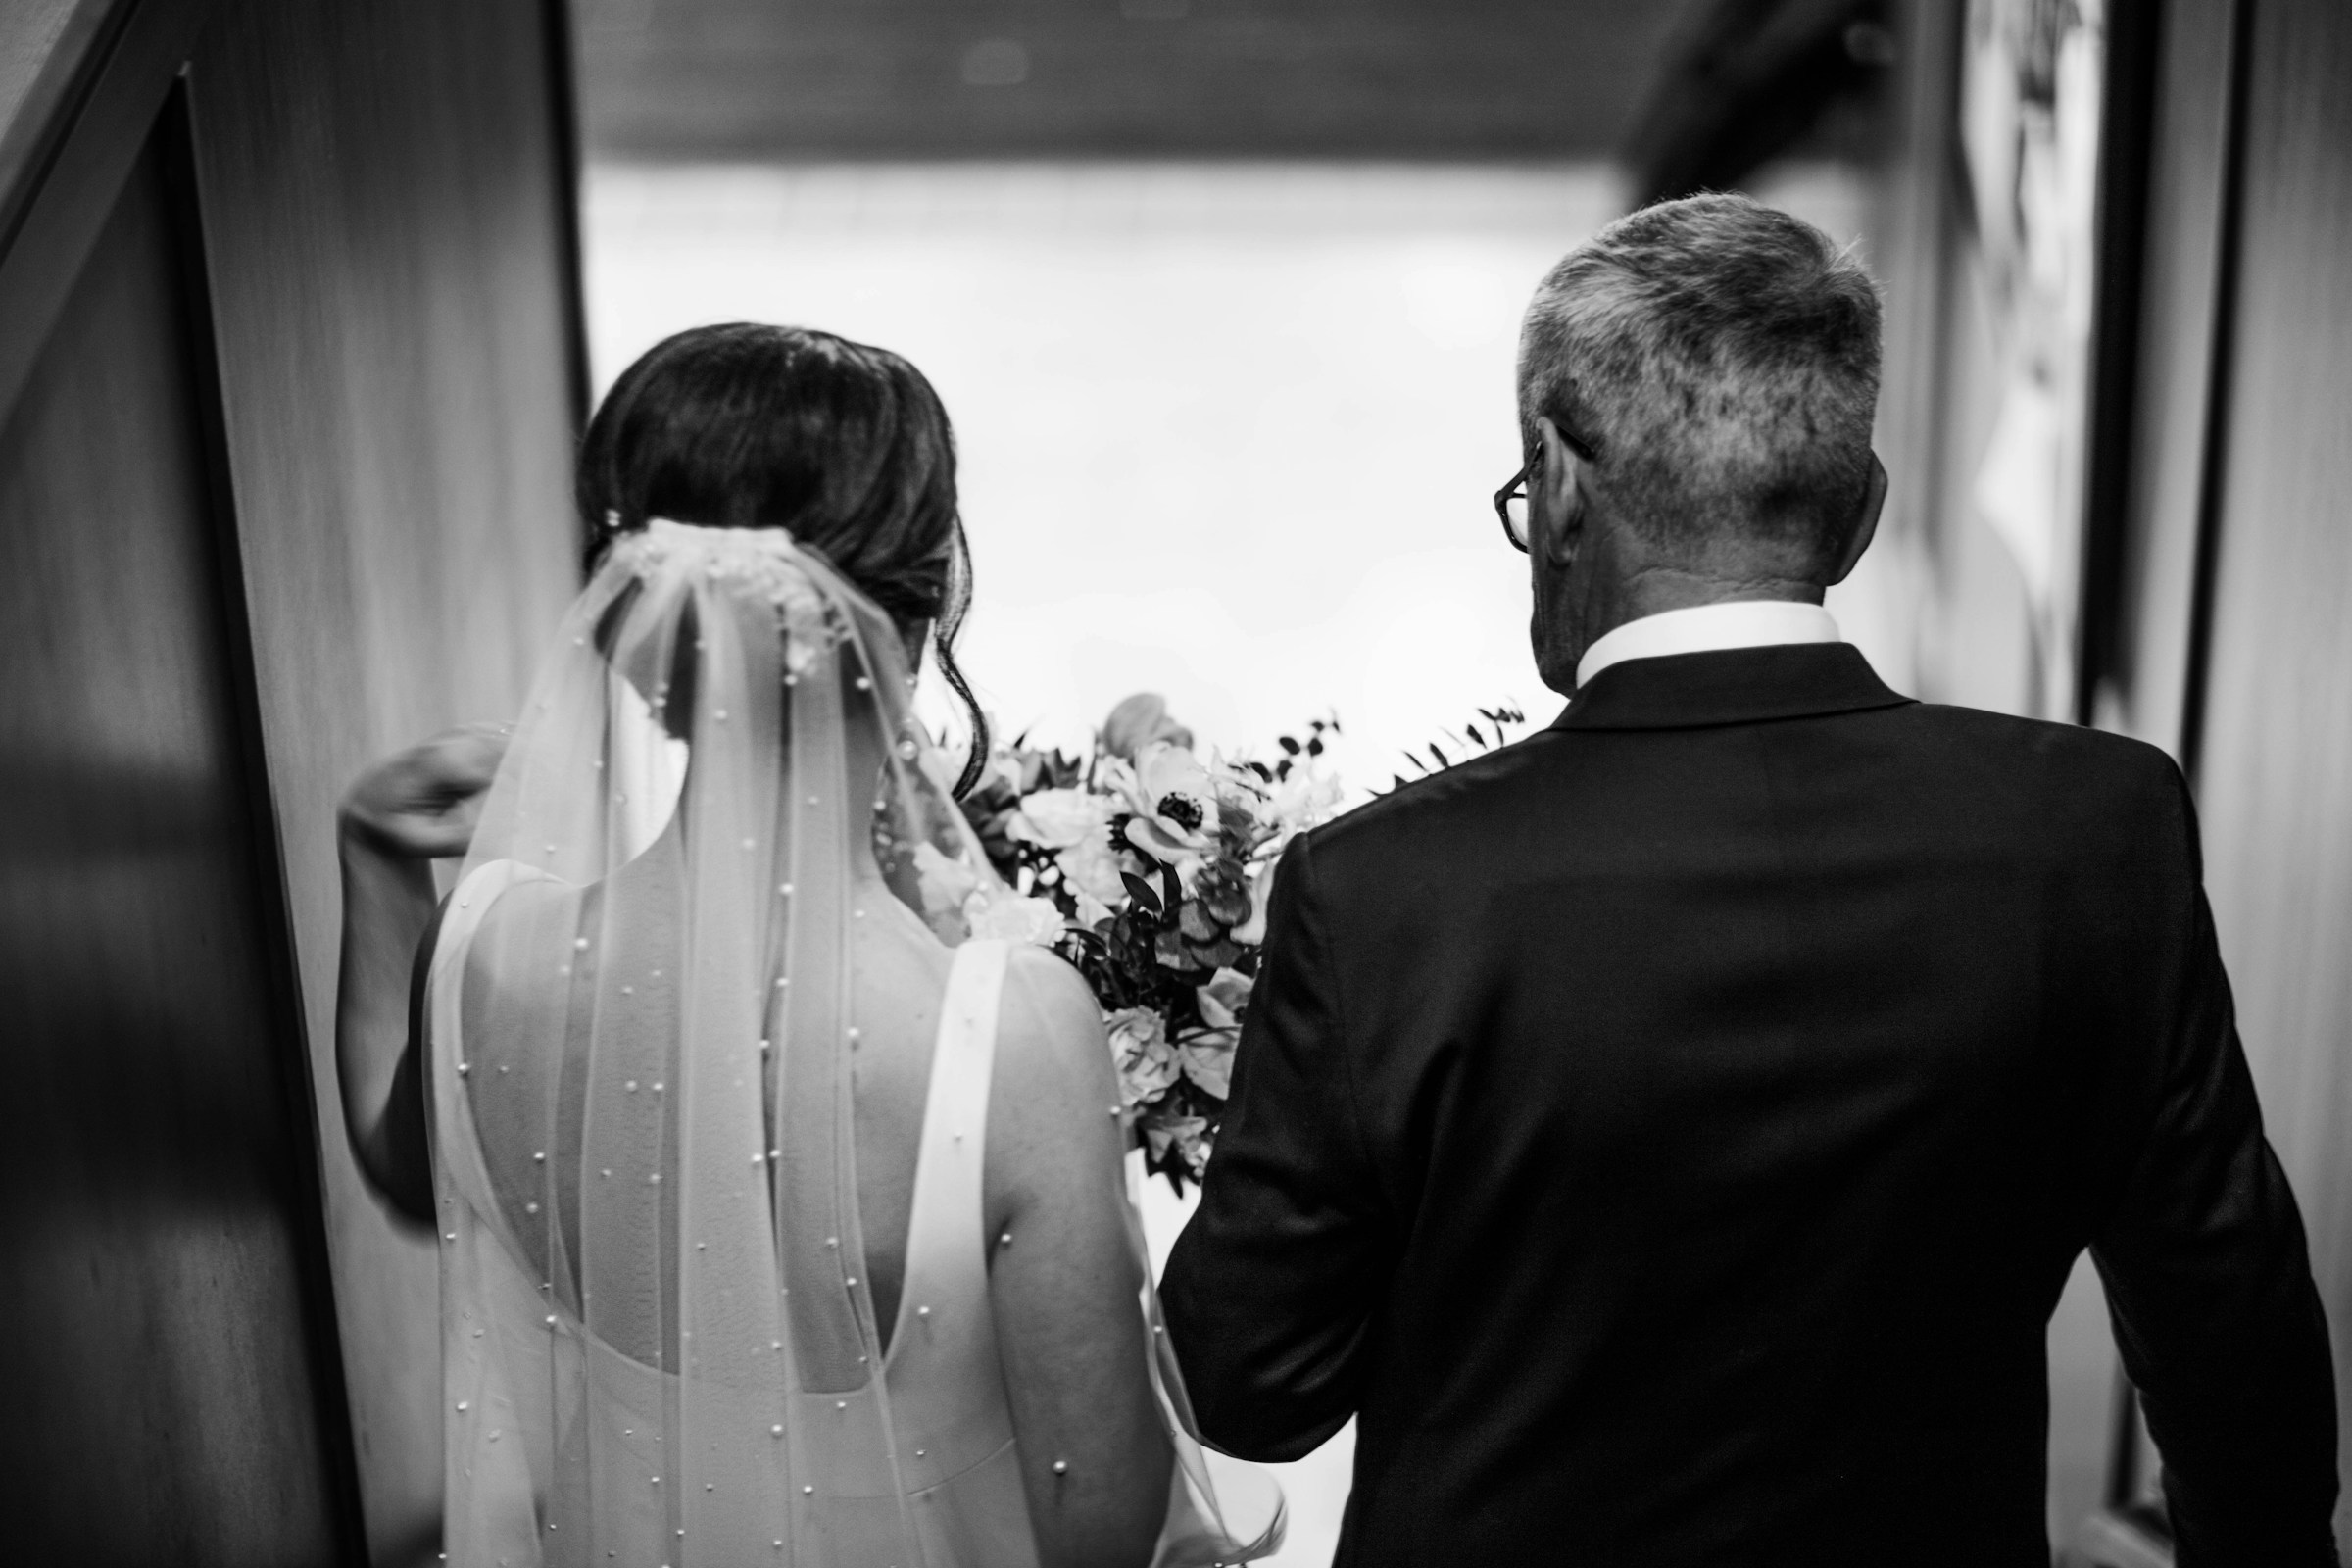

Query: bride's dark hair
<box><xmin>577</xmin><ymin>322</ymin><xmax>988</xmax><ymax>795</ymax></box>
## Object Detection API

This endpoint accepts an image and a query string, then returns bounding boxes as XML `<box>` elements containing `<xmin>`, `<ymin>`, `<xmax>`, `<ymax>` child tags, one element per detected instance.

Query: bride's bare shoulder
<box><xmin>999</xmin><ymin>947</ymin><xmax>1112</xmax><ymax>1083</ymax></box>
<box><xmin>990</xmin><ymin>946</ymin><xmax>1120</xmax><ymax>1172</ymax></box>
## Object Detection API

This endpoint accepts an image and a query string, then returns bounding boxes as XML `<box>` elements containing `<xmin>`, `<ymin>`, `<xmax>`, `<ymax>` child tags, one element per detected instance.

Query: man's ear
<box><xmin>1535</xmin><ymin>416</ymin><xmax>1586</xmax><ymax>569</ymax></box>
<box><xmin>1826</xmin><ymin>452</ymin><xmax>1887</xmax><ymax>587</ymax></box>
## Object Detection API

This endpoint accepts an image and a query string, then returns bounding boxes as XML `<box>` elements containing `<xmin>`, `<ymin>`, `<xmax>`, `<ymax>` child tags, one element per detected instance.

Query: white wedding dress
<box><xmin>422</xmin><ymin>519</ymin><xmax>1280</xmax><ymax>1567</ymax></box>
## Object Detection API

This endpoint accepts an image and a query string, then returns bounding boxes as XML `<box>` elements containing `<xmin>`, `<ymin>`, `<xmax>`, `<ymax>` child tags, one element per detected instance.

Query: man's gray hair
<box><xmin>1518</xmin><ymin>193</ymin><xmax>1882</xmax><ymax>565</ymax></box>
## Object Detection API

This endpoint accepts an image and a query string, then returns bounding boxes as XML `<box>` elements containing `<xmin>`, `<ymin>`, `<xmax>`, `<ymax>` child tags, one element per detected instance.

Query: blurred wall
<box><xmin>2185</xmin><ymin>0</ymin><xmax>2352</xmax><ymax>1549</ymax></box>
<box><xmin>0</xmin><ymin>1</ymin><xmax>583</xmax><ymax>1562</ymax></box>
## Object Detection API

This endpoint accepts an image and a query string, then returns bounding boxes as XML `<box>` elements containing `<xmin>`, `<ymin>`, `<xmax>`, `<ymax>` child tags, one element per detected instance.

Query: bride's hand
<box><xmin>339</xmin><ymin>723</ymin><xmax>510</xmax><ymax>858</ymax></box>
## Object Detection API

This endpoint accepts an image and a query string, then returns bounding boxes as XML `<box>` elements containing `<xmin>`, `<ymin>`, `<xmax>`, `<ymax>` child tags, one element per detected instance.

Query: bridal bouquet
<box><xmin>955</xmin><ymin>695</ymin><xmax>1345</xmax><ymax>1191</ymax></box>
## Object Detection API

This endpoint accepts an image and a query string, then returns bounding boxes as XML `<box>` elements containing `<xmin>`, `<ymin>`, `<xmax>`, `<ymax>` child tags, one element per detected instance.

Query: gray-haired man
<box><xmin>1164</xmin><ymin>194</ymin><xmax>2336</xmax><ymax>1566</ymax></box>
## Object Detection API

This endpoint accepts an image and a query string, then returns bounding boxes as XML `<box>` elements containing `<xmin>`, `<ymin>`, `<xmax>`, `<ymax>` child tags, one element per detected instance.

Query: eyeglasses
<box><xmin>1493</xmin><ymin>465</ymin><xmax>1534</xmax><ymax>552</ymax></box>
<box><xmin>1493</xmin><ymin>424</ymin><xmax>1598</xmax><ymax>553</ymax></box>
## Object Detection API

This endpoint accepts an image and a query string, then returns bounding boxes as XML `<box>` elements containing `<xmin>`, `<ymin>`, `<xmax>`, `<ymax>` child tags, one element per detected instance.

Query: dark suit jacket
<box><xmin>1162</xmin><ymin>643</ymin><xmax>2337</xmax><ymax>1567</ymax></box>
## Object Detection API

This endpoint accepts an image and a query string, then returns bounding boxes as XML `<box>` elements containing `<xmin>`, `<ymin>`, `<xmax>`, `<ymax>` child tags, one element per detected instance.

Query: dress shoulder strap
<box><xmin>425</xmin><ymin>858</ymin><xmax>550</xmax><ymax>1218</ymax></box>
<box><xmin>904</xmin><ymin>938</ymin><xmax>1011</xmax><ymax>1268</ymax></box>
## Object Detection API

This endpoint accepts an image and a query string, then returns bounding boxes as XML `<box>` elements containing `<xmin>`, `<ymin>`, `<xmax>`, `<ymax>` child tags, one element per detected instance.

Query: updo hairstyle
<box><xmin>577</xmin><ymin>323</ymin><xmax>987</xmax><ymax>794</ymax></box>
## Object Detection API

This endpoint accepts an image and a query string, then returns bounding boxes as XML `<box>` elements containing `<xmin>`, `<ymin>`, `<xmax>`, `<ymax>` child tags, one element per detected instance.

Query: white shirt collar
<box><xmin>1576</xmin><ymin>600</ymin><xmax>1841</xmax><ymax>689</ymax></box>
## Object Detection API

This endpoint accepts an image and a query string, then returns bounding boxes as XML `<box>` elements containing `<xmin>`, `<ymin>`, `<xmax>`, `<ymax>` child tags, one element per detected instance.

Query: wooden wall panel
<box><xmin>2183</xmin><ymin>0</ymin><xmax>2352</xmax><ymax>1544</ymax></box>
<box><xmin>0</xmin><ymin>0</ymin><xmax>123</xmax><ymax>233</ymax></box>
<box><xmin>183</xmin><ymin>2</ymin><xmax>583</xmax><ymax>1559</ymax></box>
<box><xmin>0</xmin><ymin>117</ymin><xmax>348</xmax><ymax>1566</ymax></box>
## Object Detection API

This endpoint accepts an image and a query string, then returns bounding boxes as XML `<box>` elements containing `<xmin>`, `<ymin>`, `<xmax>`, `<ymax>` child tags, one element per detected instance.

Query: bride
<box><xmin>334</xmin><ymin>324</ymin><xmax>1280</xmax><ymax>1567</ymax></box>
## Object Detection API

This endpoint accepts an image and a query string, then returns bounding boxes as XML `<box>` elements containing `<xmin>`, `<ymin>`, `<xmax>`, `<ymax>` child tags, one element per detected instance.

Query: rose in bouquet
<box><xmin>959</xmin><ymin>695</ymin><xmax>1343</xmax><ymax>1191</ymax></box>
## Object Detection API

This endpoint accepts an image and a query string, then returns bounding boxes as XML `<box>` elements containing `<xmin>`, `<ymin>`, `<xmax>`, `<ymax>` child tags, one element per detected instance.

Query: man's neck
<box><xmin>1604</xmin><ymin>566</ymin><xmax>1824</xmax><ymax>629</ymax></box>
<box><xmin>1574</xmin><ymin>563</ymin><xmax>1822</xmax><ymax>655</ymax></box>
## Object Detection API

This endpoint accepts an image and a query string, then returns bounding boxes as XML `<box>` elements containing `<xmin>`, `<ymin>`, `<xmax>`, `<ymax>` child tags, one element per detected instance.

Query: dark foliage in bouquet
<box><xmin>1381</xmin><ymin>704</ymin><xmax>1530</xmax><ymax>794</ymax></box>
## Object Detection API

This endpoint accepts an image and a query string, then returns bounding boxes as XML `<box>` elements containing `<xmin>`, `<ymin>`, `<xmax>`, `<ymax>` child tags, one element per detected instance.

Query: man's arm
<box><xmin>2091</xmin><ymin>798</ymin><xmax>2338</xmax><ymax>1565</ymax></box>
<box><xmin>1161</xmin><ymin>832</ymin><xmax>1393</xmax><ymax>1461</ymax></box>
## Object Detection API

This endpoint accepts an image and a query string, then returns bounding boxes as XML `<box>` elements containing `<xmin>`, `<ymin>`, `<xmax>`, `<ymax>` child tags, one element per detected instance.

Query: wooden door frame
<box><xmin>154</xmin><ymin>69</ymin><xmax>373</xmax><ymax>1561</ymax></box>
<box><xmin>2172</xmin><ymin>0</ymin><xmax>2258</xmax><ymax>791</ymax></box>
<box><xmin>0</xmin><ymin>3</ymin><xmax>371</xmax><ymax>1555</ymax></box>
<box><xmin>541</xmin><ymin>0</ymin><xmax>593</xmax><ymax>438</ymax></box>
<box><xmin>0</xmin><ymin>0</ymin><xmax>208</xmax><ymax>427</ymax></box>
<box><xmin>2073</xmin><ymin>0</ymin><xmax>2167</xmax><ymax>727</ymax></box>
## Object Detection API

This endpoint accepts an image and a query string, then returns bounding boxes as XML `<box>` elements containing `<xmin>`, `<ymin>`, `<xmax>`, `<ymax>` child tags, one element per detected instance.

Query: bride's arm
<box><xmin>334</xmin><ymin>726</ymin><xmax>504</xmax><ymax>1224</ymax></box>
<box><xmin>986</xmin><ymin>948</ymin><xmax>1175</xmax><ymax>1568</ymax></box>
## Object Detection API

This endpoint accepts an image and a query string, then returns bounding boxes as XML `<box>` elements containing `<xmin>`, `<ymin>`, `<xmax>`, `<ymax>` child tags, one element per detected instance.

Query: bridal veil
<box><xmin>424</xmin><ymin>519</ymin><xmax>1279</xmax><ymax>1566</ymax></box>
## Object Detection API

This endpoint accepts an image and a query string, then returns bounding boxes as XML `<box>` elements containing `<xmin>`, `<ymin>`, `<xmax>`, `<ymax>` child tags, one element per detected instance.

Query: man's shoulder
<box><xmin>1919</xmin><ymin>706</ymin><xmax>2202</xmax><ymax>878</ymax></box>
<box><xmin>1302</xmin><ymin>700</ymin><xmax>2193</xmax><ymax>870</ymax></box>
<box><xmin>1903</xmin><ymin>700</ymin><xmax>2189</xmax><ymax>805</ymax></box>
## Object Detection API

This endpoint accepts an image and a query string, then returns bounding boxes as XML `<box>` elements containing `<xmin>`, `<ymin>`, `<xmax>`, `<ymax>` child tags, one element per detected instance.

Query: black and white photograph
<box><xmin>1</xmin><ymin>0</ymin><xmax>2347</xmax><ymax>1563</ymax></box>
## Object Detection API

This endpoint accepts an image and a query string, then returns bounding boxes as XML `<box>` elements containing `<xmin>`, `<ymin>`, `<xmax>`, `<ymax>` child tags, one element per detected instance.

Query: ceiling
<box><xmin>571</xmin><ymin>0</ymin><xmax>1706</xmax><ymax>162</ymax></box>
